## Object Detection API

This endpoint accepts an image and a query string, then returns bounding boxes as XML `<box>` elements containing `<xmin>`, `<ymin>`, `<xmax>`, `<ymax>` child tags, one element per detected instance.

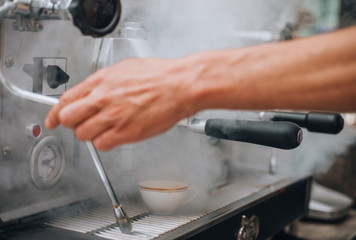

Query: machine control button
<box><xmin>237</xmin><ymin>215</ymin><xmax>260</xmax><ymax>240</ymax></box>
<box><xmin>46</xmin><ymin>65</ymin><xmax>69</xmax><ymax>89</ymax></box>
<box><xmin>23</xmin><ymin>58</ymin><xmax>68</xmax><ymax>95</ymax></box>
<box><xmin>26</xmin><ymin>124</ymin><xmax>42</xmax><ymax>138</ymax></box>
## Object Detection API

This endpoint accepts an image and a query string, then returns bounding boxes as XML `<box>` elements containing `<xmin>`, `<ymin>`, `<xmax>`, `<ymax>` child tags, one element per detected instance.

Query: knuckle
<box><xmin>94</xmin><ymin>139</ymin><xmax>113</xmax><ymax>152</ymax></box>
<box><xmin>93</xmin><ymin>69</ymin><xmax>107</xmax><ymax>82</ymax></box>
<box><xmin>58</xmin><ymin>112</ymin><xmax>71</xmax><ymax>127</ymax></box>
<box><xmin>46</xmin><ymin>110</ymin><xmax>58</xmax><ymax>125</ymax></box>
<box><xmin>97</xmin><ymin>95</ymin><xmax>109</xmax><ymax>106</ymax></box>
<box><xmin>91</xmin><ymin>94</ymin><xmax>109</xmax><ymax>109</ymax></box>
<box><xmin>59</xmin><ymin>93</ymin><xmax>71</xmax><ymax>105</ymax></box>
<box><xmin>75</xmin><ymin>127</ymin><xmax>89</xmax><ymax>141</ymax></box>
<box><xmin>115</xmin><ymin>126</ymin><xmax>141</xmax><ymax>143</ymax></box>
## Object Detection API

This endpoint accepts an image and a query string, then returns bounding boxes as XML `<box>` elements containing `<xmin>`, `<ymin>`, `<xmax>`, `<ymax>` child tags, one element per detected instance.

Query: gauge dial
<box><xmin>30</xmin><ymin>136</ymin><xmax>66</xmax><ymax>189</ymax></box>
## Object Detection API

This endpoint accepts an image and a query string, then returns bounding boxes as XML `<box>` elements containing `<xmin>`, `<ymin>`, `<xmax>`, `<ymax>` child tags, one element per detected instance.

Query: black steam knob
<box><xmin>68</xmin><ymin>0</ymin><xmax>121</xmax><ymax>37</ymax></box>
<box><xmin>46</xmin><ymin>65</ymin><xmax>70</xmax><ymax>89</ymax></box>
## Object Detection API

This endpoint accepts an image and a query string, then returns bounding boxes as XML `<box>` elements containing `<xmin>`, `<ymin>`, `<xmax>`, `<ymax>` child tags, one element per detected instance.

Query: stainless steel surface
<box><xmin>307</xmin><ymin>181</ymin><xmax>353</xmax><ymax>221</ymax></box>
<box><xmin>0</xmin><ymin>67</ymin><xmax>59</xmax><ymax>106</ymax></box>
<box><xmin>269</xmin><ymin>148</ymin><xmax>277</xmax><ymax>175</ymax></box>
<box><xmin>234</xmin><ymin>31</ymin><xmax>279</xmax><ymax>43</ymax></box>
<box><xmin>97</xmin><ymin>21</ymin><xmax>153</xmax><ymax>69</ymax></box>
<box><xmin>296</xmin><ymin>209</ymin><xmax>356</xmax><ymax>240</ymax></box>
<box><xmin>46</xmin><ymin>174</ymin><xmax>310</xmax><ymax>240</ymax></box>
<box><xmin>0</xmin><ymin>64</ymin><xmax>132</xmax><ymax>233</ymax></box>
<box><xmin>0</xmin><ymin>16</ymin><xmax>153</xmax><ymax>223</ymax></box>
<box><xmin>1</xmin><ymin>0</ymin><xmax>68</xmax><ymax>19</ymax></box>
<box><xmin>1</xmin><ymin>0</ymin><xmax>122</xmax><ymax>37</ymax></box>
<box><xmin>0</xmin><ymin>1</ymin><xmax>15</xmax><ymax>17</ymax></box>
<box><xmin>258</xmin><ymin>112</ymin><xmax>271</xmax><ymax>121</ymax></box>
<box><xmin>120</xmin><ymin>22</ymin><xmax>147</xmax><ymax>39</ymax></box>
<box><xmin>178</xmin><ymin>118</ymin><xmax>207</xmax><ymax>134</ymax></box>
<box><xmin>96</xmin><ymin>214</ymin><xmax>201</xmax><ymax>240</ymax></box>
<box><xmin>0</xmin><ymin>3</ymin><xmax>311</xmax><ymax>239</ymax></box>
<box><xmin>47</xmin><ymin>201</ymin><xmax>201</xmax><ymax>240</ymax></box>
<box><xmin>47</xmin><ymin>202</ymin><xmax>148</xmax><ymax>234</ymax></box>
<box><xmin>0</xmin><ymin>19</ymin><xmax>104</xmax><ymax>224</ymax></box>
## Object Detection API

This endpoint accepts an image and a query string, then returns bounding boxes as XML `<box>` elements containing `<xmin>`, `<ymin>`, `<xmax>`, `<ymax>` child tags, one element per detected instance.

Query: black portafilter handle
<box><xmin>270</xmin><ymin>112</ymin><xmax>344</xmax><ymax>134</ymax></box>
<box><xmin>204</xmin><ymin>119</ymin><xmax>303</xmax><ymax>150</ymax></box>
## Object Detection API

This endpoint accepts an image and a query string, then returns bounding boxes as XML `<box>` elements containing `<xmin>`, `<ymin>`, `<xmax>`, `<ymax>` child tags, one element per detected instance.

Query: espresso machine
<box><xmin>0</xmin><ymin>1</ymin><xmax>338</xmax><ymax>239</ymax></box>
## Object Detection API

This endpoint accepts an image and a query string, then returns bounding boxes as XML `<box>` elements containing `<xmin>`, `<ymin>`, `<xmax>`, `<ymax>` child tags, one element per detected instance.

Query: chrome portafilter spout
<box><xmin>0</xmin><ymin>69</ymin><xmax>132</xmax><ymax>233</ymax></box>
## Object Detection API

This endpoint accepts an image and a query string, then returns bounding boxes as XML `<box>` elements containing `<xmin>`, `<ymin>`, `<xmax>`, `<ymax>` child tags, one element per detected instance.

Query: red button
<box><xmin>32</xmin><ymin>125</ymin><xmax>42</xmax><ymax>138</ymax></box>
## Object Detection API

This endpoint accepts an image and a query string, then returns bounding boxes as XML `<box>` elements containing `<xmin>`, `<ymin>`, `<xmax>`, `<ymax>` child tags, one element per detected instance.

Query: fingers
<box><xmin>45</xmin><ymin>103</ymin><xmax>62</xmax><ymax>129</ymax></box>
<box><xmin>58</xmin><ymin>96</ymin><xmax>101</xmax><ymax>128</ymax></box>
<box><xmin>74</xmin><ymin>110</ymin><xmax>121</xmax><ymax>141</ymax></box>
<box><xmin>93</xmin><ymin>126</ymin><xmax>143</xmax><ymax>151</ymax></box>
<box><xmin>61</xmin><ymin>70</ymin><xmax>104</xmax><ymax>103</ymax></box>
<box><xmin>92</xmin><ymin>119</ymin><xmax>174</xmax><ymax>151</ymax></box>
<box><xmin>45</xmin><ymin>93</ymin><xmax>93</xmax><ymax>129</ymax></box>
<box><xmin>45</xmin><ymin>71</ymin><xmax>103</xmax><ymax>129</ymax></box>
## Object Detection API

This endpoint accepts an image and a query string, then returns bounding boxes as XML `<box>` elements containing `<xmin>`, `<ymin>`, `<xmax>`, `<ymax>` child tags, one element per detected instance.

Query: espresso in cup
<box><xmin>139</xmin><ymin>180</ymin><xmax>196</xmax><ymax>215</ymax></box>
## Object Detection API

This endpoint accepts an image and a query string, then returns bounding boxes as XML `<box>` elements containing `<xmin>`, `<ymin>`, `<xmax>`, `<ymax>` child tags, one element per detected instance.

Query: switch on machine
<box><xmin>23</xmin><ymin>58</ymin><xmax>69</xmax><ymax>96</ymax></box>
<box><xmin>46</xmin><ymin>65</ymin><xmax>69</xmax><ymax>89</ymax></box>
<box><xmin>42</xmin><ymin>58</ymin><xmax>68</xmax><ymax>96</ymax></box>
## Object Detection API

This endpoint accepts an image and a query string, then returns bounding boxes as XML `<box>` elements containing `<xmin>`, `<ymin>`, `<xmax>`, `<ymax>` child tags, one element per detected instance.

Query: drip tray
<box><xmin>45</xmin><ymin>174</ymin><xmax>312</xmax><ymax>240</ymax></box>
<box><xmin>47</xmin><ymin>202</ymin><xmax>202</xmax><ymax>240</ymax></box>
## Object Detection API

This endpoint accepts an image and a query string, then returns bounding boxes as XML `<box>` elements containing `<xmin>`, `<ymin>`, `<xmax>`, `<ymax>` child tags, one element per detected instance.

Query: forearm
<box><xmin>45</xmin><ymin>27</ymin><xmax>356</xmax><ymax>149</ymax></box>
<box><xmin>180</xmin><ymin>26</ymin><xmax>356</xmax><ymax>113</ymax></box>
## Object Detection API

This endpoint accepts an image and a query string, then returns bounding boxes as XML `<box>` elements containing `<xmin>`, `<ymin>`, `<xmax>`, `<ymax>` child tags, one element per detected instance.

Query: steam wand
<box><xmin>0</xmin><ymin>69</ymin><xmax>133</xmax><ymax>234</ymax></box>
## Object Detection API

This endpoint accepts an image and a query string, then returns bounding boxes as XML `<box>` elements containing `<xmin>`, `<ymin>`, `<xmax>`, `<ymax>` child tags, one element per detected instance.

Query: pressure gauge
<box><xmin>30</xmin><ymin>136</ymin><xmax>66</xmax><ymax>189</ymax></box>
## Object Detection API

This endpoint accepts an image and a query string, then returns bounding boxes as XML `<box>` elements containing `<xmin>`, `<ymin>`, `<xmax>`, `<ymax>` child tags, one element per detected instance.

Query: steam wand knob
<box><xmin>68</xmin><ymin>0</ymin><xmax>122</xmax><ymax>37</ymax></box>
<box><xmin>46</xmin><ymin>65</ymin><xmax>69</xmax><ymax>89</ymax></box>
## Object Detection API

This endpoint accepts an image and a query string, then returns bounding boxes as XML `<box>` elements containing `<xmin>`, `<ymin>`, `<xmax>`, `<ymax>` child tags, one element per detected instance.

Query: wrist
<box><xmin>172</xmin><ymin>52</ymin><xmax>217</xmax><ymax>116</ymax></box>
<box><xmin>178</xmin><ymin>49</ymin><xmax>246</xmax><ymax>112</ymax></box>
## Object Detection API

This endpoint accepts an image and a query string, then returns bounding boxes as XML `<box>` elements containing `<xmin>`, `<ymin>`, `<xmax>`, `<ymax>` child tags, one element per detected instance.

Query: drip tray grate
<box><xmin>46</xmin><ymin>202</ymin><xmax>202</xmax><ymax>240</ymax></box>
<box><xmin>95</xmin><ymin>215</ymin><xmax>201</xmax><ymax>240</ymax></box>
<box><xmin>46</xmin><ymin>175</ymin><xmax>291</xmax><ymax>239</ymax></box>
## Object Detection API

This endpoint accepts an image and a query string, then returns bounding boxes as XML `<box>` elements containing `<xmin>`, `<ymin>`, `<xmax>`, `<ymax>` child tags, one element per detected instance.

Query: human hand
<box><xmin>45</xmin><ymin>58</ymin><xmax>196</xmax><ymax>151</ymax></box>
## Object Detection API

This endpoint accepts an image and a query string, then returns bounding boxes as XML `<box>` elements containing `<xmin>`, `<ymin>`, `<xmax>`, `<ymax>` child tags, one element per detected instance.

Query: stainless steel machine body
<box><xmin>0</xmin><ymin>18</ymin><xmax>104</xmax><ymax>223</ymax></box>
<box><xmin>0</xmin><ymin>1</ymin><xmax>313</xmax><ymax>239</ymax></box>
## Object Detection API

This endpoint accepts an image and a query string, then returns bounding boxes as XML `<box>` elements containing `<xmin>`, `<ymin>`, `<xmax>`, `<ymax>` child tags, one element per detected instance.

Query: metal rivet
<box><xmin>2</xmin><ymin>146</ymin><xmax>11</xmax><ymax>158</ymax></box>
<box><xmin>35</xmin><ymin>23</ymin><xmax>43</xmax><ymax>31</ymax></box>
<box><xmin>5</xmin><ymin>56</ymin><xmax>14</xmax><ymax>68</ymax></box>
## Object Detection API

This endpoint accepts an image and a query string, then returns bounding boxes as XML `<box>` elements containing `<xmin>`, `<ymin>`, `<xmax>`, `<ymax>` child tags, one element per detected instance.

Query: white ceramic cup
<box><xmin>139</xmin><ymin>180</ymin><xmax>197</xmax><ymax>215</ymax></box>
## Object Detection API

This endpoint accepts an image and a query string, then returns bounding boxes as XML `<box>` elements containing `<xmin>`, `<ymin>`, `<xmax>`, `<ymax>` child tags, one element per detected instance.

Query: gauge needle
<box><xmin>42</xmin><ymin>156</ymin><xmax>57</xmax><ymax>169</ymax></box>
